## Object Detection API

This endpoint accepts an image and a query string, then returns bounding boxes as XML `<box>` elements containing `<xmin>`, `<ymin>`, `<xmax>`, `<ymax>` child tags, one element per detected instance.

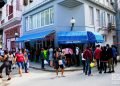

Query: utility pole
<box><xmin>114</xmin><ymin>0</ymin><xmax>120</xmax><ymax>54</ymax></box>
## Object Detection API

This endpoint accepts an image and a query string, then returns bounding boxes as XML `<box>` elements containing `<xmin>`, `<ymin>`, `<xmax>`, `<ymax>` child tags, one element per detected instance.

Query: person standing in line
<box><xmin>112</xmin><ymin>45</ymin><xmax>117</xmax><ymax>65</ymax></box>
<box><xmin>14</xmin><ymin>49</ymin><xmax>25</xmax><ymax>77</ymax></box>
<box><xmin>94</xmin><ymin>45</ymin><xmax>102</xmax><ymax>71</ymax></box>
<box><xmin>99</xmin><ymin>46</ymin><xmax>107</xmax><ymax>73</ymax></box>
<box><xmin>83</xmin><ymin>46</ymin><xmax>92</xmax><ymax>76</ymax></box>
<box><xmin>40</xmin><ymin>48</ymin><xmax>45</xmax><ymax>69</ymax></box>
<box><xmin>106</xmin><ymin>44</ymin><xmax>115</xmax><ymax>73</ymax></box>
<box><xmin>81</xmin><ymin>51</ymin><xmax>85</xmax><ymax>73</ymax></box>
<box><xmin>75</xmin><ymin>47</ymin><xmax>80</xmax><ymax>66</ymax></box>
<box><xmin>48</xmin><ymin>46</ymin><xmax>54</xmax><ymax>67</ymax></box>
<box><xmin>0</xmin><ymin>50</ymin><xmax>11</xmax><ymax>80</ymax></box>
<box><xmin>23</xmin><ymin>49</ymin><xmax>29</xmax><ymax>73</ymax></box>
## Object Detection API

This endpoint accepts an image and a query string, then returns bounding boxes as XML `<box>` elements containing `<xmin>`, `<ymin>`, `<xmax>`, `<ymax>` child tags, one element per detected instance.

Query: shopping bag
<box><xmin>90</xmin><ymin>62</ymin><xmax>95</xmax><ymax>68</ymax></box>
<box><xmin>44</xmin><ymin>60</ymin><xmax>48</xmax><ymax>65</ymax></box>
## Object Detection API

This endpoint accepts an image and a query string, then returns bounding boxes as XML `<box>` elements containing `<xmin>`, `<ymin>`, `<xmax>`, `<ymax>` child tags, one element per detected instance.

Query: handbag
<box><xmin>59</xmin><ymin>60</ymin><xmax>63</xmax><ymax>65</ymax></box>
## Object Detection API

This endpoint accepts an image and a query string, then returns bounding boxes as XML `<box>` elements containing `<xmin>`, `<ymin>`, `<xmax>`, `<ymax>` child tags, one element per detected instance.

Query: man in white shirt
<box><xmin>76</xmin><ymin>47</ymin><xmax>80</xmax><ymax>66</ymax></box>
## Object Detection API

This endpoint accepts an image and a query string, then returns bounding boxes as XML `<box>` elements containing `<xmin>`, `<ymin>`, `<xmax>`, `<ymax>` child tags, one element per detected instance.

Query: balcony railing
<box><xmin>8</xmin><ymin>13</ymin><xmax>13</xmax><ymax>20</ymax></box>
<box><xmin>0</xmin><ymin>10</ymin><xmax>21</xmax><ymax>26</ymax></box>
<box><xmin>1</xmin><ymin>19</ymin><xmax>4</xmax><ymax>24</ymax></box>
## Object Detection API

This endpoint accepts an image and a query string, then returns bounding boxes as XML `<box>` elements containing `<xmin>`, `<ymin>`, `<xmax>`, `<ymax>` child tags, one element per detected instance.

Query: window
<box><xmin>26</xmin><ymin>7</ymin><xmax>54</xmax><ymax>31</ymax></box>
<box><xmin>37</xmin><ymin>13</ymin><xmax>41</xmax><ymax>27</ymax></box>
<box><xmin>107</xmin><ymin>13</ymin><xmax>110</xmax><ymax>23</ymax></box>
<box><xmin>103</xmin><ymin>11</ymin><xmax>106</xmax><ymax>27</ymax></box>
<box><xmin>23</xmin><ymin>0</ymin><xmax>28</xmax><ymax>6</ymax></box>
<box><xmin>111</xmin><ymin>15</ymin><xmax>115</xmax><ymax>24</ymax></box>
<box><xmin>25</xmin><ymin>17</ymin><xmax>29</xmax><ymax>31</ymax></box>
<box><xmin>41</xmin><ymin>11</ymin><xmax>45</xmax><ymax>26</ymax></box>
<box><xmin>29</xmin><ymin>16</ymin><xmax>32</xmax><ymax>30</ymax></box>
<box><xmin>32</xmin><ymin>14</ymin><xmax>37</xmax><ymax>29</ymax></box>
<box><xmin>9</xmin><ymin>5</ymin><xmax>13</xmax><ymax>15</ymax></box>
<box><xmin>96</xmin><ymin>9</ymin><xmax>100</xmax><ymax>26</ymax></box>
<box><xmin>29</xmin><ymin>0</ymin><xmax>33</xmax><ymax>3</ymax></box>
<box><xmin>89</xmin><ymin>6</ymin><xmax>94</xmax><ymax>25</ymax></box>
<box><xmin>45</xmin><ymin>9</ymin><xmax>49</xmax><ymax>25</ymax></box>
<box><xmin>49</xmin><ymin>8</ymin><xmax>54</xmax><ymax>24</ymax></box>
<box><xmin>103</xmin><ymin>35</ymin><xmax>107</xmax><ymax>42</ymax></box>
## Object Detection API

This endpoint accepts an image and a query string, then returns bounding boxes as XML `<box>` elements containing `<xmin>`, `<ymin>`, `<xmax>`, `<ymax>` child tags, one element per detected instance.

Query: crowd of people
<box><xmin>0</xmin><ymin>48</ymin><xmax>29</xmax><ymax>80</ymax></box>
<box><xmin>82</xmin><ymin>44</ymin><xmax>117</xmax><ymax>76</ymax></box>
<box><xmin>0</xmin><ymin>43</ymin><xmax>118</xmax><ymax>80</ymax></box>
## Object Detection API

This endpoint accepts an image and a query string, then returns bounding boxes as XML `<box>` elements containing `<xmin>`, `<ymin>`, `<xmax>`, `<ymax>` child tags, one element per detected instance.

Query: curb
<box><xmin>30</xmin><ymin>66</ymin><xmax>83</xmax><ymax>72</ymax></box>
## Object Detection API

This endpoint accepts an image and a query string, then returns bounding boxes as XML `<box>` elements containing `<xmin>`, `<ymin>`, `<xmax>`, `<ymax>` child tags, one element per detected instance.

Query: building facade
<box><xmin>0</xmin><ymin>0</ymin><xmax>23</xmax><ymax>51</ymax></box>
<box><xmin>21</xmin><ymin>0</ymin><xmax>116</xmax><ymax>49</ymax></box>
<box><xmin>0</xmin><ymin>0</ymin><xmax>5</xmax><ymax>49</ymax></box>
<box><xmin>115</xmin><ymin>0</ymin><xmax>120</xmax><ymax>53</ymax></box>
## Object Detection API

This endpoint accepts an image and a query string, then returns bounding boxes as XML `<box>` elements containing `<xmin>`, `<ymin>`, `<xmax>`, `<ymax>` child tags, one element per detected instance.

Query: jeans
<box><xmin>85</xmin><ymin>59</ymin><xmax>91</xmax><ymax>75</ymax></box>
<box><xmin>24</xmin><ymin>61</ymin><xmax>29</xmax><ymax>73</ymax></box>
<box><xmin>108</xmin><ymin>58</ymin><xmax>114</xmax><ymax>72</ymax></box>
<box><xmin>82</xmin><ymin>60</ymin><xmax>85</xmax><ymax>73</ymax></box>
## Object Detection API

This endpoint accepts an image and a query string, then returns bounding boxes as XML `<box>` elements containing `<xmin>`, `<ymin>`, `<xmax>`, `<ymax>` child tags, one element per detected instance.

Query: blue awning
<box><xmin>58</xmin><ymin>31</ymin><xmax>104</xmax><ymax>44</ymax></box>
<box><xmin>16</xmin><ymin>30</ymin><xmax>55</xmax><ymax>42</ymax></box>
<box><xmin>93</xmin><ymin>32</ymin><xmax>104</xmax><ymax>43</ymax></box>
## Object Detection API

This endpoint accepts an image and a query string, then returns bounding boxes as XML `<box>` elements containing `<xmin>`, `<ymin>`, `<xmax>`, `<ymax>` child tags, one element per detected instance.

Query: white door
<box><xmin>7</xmin><ymin>39</ymin><xmax>11</xmax><ymax>51</ymax></box>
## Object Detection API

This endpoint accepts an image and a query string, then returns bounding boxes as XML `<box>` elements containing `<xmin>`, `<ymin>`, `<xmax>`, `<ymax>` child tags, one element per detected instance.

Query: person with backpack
<box><xmin>0</xmin><ymin>50</ymin><xmax>11</xmax><ymax>80</ymax></box>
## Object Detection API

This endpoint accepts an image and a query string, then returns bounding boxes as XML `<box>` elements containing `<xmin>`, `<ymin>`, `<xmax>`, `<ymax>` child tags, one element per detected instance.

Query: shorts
<box><xmin>17</xmin><ymin>62</ymin><xmax>24</xmax><ymax>69</ymax></box>
<box><xmin>54</xmin><ymin>60</ymin><xmax>64</xmax><ymax>69</ymax></box>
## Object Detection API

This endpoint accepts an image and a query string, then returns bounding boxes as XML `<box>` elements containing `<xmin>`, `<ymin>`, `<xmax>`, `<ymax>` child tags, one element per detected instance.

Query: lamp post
<box><xmin>15</xmin><ymin>32</ymin><xmax>19</xmax><ymax>51</ymax></box>
<box><xmin>15</xmin><ymin>32</ymin><xmax>19</xmax><ymax>40</ymax></box>
<box><xmin>70</xmin><ymin>17</ymin><xmax>76</xmax><ymax>31</ymax></box>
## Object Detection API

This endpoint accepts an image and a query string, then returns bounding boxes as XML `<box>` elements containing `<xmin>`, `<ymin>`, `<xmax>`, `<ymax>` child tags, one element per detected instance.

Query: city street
<box><xmin>0</xmin><ymin>63</ymin><xmax>120</xmax><ymax>86</ymax></box>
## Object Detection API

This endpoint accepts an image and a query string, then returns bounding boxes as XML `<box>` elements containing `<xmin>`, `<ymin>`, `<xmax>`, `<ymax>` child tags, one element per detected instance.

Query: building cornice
<box><xmin>0</xmin><ymin>17</ymin><xmax>21</xmax><ymax>29</ymax></box>
<box><xmin>23</xmin><ymin>0</ymin><xmax>55</xmax><ymax>15</ymax></box>
<box><xmin>87</xmin><ymin>0</ymin><xmax>116</xmax><ymax>13</ymax></box>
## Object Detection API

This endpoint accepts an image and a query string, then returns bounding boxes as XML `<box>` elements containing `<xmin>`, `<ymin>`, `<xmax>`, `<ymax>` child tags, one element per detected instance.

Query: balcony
<box><xmin>1</xmin><ymin>19</ymin><xmax>4</xmax><ymax>24</ymax></box>
<box><xmin>58</xmin><ymin>0</ymin><xmax>83</xmax><ymax>8</ymax></box>
<box><xmin>0</xmin><ymin>10</ymin><xmax>21</xmax><ymax>29</ymax></box>
<box><xmin>97</xmin><ymin>27</ymin><xmax>108</xmax><ymax>35</ymax></box>
<box><xmin>107</xmin><ymin>23</ymin><xmax>116</xmax><ymax>32</ymax></box>
<box><xmin>8</xmin><ymin>13</ymin><xmax>13</xmax><ymax>20</ymax></box>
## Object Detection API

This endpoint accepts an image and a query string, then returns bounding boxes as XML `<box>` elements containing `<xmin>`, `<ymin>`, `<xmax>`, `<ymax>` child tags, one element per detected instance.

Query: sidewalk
<box><xmin>29</xmin><ymin>62</ymin><xmax>83</xmax><ymax>72</ymax></box>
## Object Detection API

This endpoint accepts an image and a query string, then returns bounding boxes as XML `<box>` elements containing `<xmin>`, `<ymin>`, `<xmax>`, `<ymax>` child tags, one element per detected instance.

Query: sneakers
<box><xmin>7</xmin><ymin>77</ymin><xmax>11</xmax><ymax>81</ymax></box>
<box><xmin>0</xmin><ymin>75</ymin><xmax>3</xmax><ymax>78</ymax></box>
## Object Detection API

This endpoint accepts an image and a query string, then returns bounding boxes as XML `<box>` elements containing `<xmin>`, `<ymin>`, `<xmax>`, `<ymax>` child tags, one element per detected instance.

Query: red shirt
<box><xmin>94</xmin><ymin>48</ymin><xmax>102</xmax><ymax>59</ymax></box>
<box><xmin>16</xmin><ymin>53</ymin><xmax>25</xmax><ymax>62</ymax></box>
<box><xmin>83</xmin><ymin>49</ymin><xmax>92</xmax><ymax>60</ymax></box>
